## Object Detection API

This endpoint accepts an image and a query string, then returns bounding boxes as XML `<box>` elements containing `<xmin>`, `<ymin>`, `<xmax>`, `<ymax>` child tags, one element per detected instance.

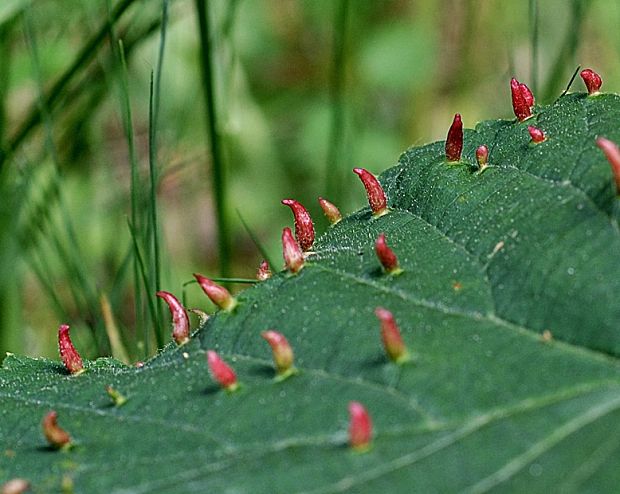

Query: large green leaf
<box><xmin>1</xmin><ymin>93</ymin><xmax>619</xmax><ymax>493</ymax></box>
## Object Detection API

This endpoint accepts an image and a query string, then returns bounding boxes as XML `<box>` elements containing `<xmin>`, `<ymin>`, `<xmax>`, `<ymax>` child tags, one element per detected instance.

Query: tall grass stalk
<box><xmin>529</xmin><ymin>0</ymin><xmax>539</xmax><ymax>95</ymax></box>
<box><xmin>194</xmin><ymin>0</ymin><xmax>232</xmax><ymax>278</ymax></box>
<box><xmin>326</xmin><ymin>0</ymin><xmax>349</xmax><ymax>202</ymax></box>
<box><xmin>0</xmin><ymin>0</ymin><xmax>140</xmax><ymax>169</ymax></box>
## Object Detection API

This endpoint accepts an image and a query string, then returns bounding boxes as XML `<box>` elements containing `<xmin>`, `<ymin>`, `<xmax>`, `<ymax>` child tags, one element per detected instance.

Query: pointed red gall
<box><xmin>476</xmin><ymin>145</ymin><xmax>489</xmax><ymax>168</ymax></box>
<box><xmin>318</xmin><ymin>197</ymin><xmax>342</xmax><ymax>225</ymax></box>
<box><xmin>510</xmin><ymin>78</ymin><xmax>533</xmax><ymax>121</ymax></box>
<box><xmin>528</xmin><ymin>126</ymin><xmax>546</xmax><ymax>143</ymax></box>
<box><xmin>445</xmin><ymin>113</ymin><xmax>463</xmax><ymax>162</ymax></box>
<box><xmin>58</xmin><ymin>324</ymin><xmax>84</xmax><ymax>375</ymax></box>
<box><xmin>1</xmin><ymin>478</ymin><xmax>31</xmax><ymax>494</ymax></box>
<box><xmin>261</xmin><ymin>330</ymin><xmax>296</xmax><ymax>378</ymax></box>
<box><xmin>353</xmin><ymin>168</ymin><xmax>388</xmax><ymax>217</ymax></box>
<box><xmin>42</xmin><ymin>411</ymin><xmax>71</xmax><ymax>449</ymax></box>
<box><xmin>596</xmin><ymin>137</ymin><xmax>620</xmax><ymax>195</ymax></box>
<box><xmin>193</xmin><ymin>274</ymin><xmax>237</xmax><ymax>312</ymax></box>
<box><xmin>282</xmin><ymin>227</ymin><xmax>304</xmax><ymax>274</ymax></box>
<box><xmin>206</xmin><ymin>350</ymin><xmax>238</xmax><ymax>392</ymax></box>
<box><xmin>281</xmin><ymin>199</ymin><xmax>315</xmax><ymax>251</ymax></box>
<box><xmin>156</xmin><ymin>291</ymin><xmax>190</xmax><ymax>345</ymax></box>
<box><xmin>581</xmin><ymin>68</ymin><xmax>602</xmax><ymax>95</ymax></box>
<box><xmin>348</xmin><ymin>401</ymin><xmax>372</xmax><ymax>452</ymax></box>
<box><xmin>375</xmin><ymin>307</ymin><xmax>410</xmax><ymax>363</ymax></box>
<box><xmin>256</xmin><ymin>260</ymin><xmax>272</xmax><ymax>281</ymax></box>
<box><xmin>375</xmin><ymin>233</ymin><xmax>402</xmax><ymax>275</ymax></box>
<box><xmin>520</xmin><ymin>82</ymin><xmax>534</xmax><ymax>107</ymax></box>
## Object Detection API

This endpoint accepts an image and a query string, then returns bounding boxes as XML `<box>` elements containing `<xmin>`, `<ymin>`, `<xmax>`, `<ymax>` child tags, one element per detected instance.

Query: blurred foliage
<box><xmin>0</xmin><ymin>0</ymin><xmax>618</xmax><ymax>360</ymax></box>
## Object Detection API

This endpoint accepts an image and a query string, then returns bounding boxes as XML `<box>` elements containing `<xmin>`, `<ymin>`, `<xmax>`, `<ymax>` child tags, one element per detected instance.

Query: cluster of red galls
<box><xmin>44</xmin><ymin>68</ymin><xmax>620</xmax><ymax>458</ymax></box>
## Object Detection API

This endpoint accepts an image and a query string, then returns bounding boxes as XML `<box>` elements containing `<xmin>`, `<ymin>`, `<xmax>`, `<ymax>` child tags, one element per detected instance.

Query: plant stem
<box><xmin>326</xmin><ymin>0</ymin><xmax>349</xmax><ymax>202</ymax></box>
<box><xmin>194</xmin><ymin>0</ymin><xmax>231</xmax><ymax>278</ymax></box>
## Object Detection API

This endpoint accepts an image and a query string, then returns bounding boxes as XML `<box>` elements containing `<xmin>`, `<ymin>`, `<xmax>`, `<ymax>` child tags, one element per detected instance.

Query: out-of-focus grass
<box><xmin>1</xmin><ymin>0</ymin><xmax>618</xmax><ymax>360</ymax></box>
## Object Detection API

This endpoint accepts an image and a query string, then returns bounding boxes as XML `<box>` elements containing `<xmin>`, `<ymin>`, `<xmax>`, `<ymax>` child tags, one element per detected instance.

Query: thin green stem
<box><xmin>194</xmin><ymin>0</ymin><xmax>231</xmax><ymax>278</ymax></box>
<box><xmin>529</xmin><ymin>0</ymin><xmax>539</xmax><ymax>95</ymax></box>
<box><xmin>0</xmin><ymin>0</ymin><xmax>140</xmax><ymax>169</ymax></box>
<box><xmin>236</xmin><ymin>209</ymin><xmax>276</xmax><ymax>271</ymax></box>
<box><xmin>326</xmin><ymin>0</ymin><xmax>349</xmax><ymax>202</ymax></box>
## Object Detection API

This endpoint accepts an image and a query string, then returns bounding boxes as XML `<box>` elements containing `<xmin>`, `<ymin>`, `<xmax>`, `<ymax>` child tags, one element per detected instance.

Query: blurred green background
<box><xmin>0</xmin><ymin>0</ymin><xmax>617</xmax><ymax>362</ymax></box>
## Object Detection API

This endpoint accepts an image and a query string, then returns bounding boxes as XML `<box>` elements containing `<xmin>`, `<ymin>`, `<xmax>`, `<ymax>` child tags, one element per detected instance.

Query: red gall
<box><xmin>281</xmin><ymin>199</ymin><xmax>315</xmax><ymax>251</ymax></box>
<box><xmin>261</xmin><ymin>330</ymin><xmax>296</xmax><ymax>379</ymax></box>
<box><xmin>156</xmin><ymin>291</ymin><xmax>190</xmax><ymax>345</ymax></box>
<box><xmin>42</xmin><ymin>411</ymin><xmax>71</xmax><ymax>449</ymax></box>
<box><xmin>375</xmin><ymin>233</ymin><xmax>402</xmax><ymax>275</ymax></box>
<box><xmin>510</xmin><ymin>78</ymin><xmax>534</xmax><ymax>121</ymax></box>
<box><xmin>348</xmin><ymin>401</ymin><xmax>372</xmax><ymax>452</ymax></box>
<box><xmin>206</xmin><ymin>350</ymin><xmax>239</xmax><ymax>392</ymax></box>
<box><xmin>256</xmin><ymin>260</ymin><xmax>272</xmax><ymax>281</ymax></box>
<box><xmin>193</xmin><ymin>274</ymin><xmax>237</xmax><ymax>312</ymax></box>
<box><xmin>375</xmin><ymin>307</ymin><xmax>410</xmax><ymax>363</ymax></box>
<box><xmin>596</xmin><ymin>137</ymin><xmax>620</xmax><ymax>195</ymax></box>
<box><xmin>1</xmin><ymin>478</ymin><xmax>31</xmax><ymax>494</ymax></box>
<box><xmin>282</xmin><ymin>227</ymin><xmax>305</xmax><ymax>274</ymax></box>
<box><xmin>58</xmin><ymin>324</ymin><xmax>84</xmax><ymax>375</ymax></box>
<box><xmin>580</xmin><ymin>68</ymin><xmax>602</xmax><ymax>95</ymax></box>
<box><xmin>445</xmin><ymin>113</ymin><xmax>463</xmax><ymax>162</ymax></box>
<box><xmin>476</xmin><ymin>145</ymin><xmax>489</xmax><ymax>169</ymax></box>
<box><xmin>353</xmin><ymin>168</ymin><xmax>388</xmax><ymax>217</ymax></box>
<box><xmin>318</xmin><ymin>197</ymin><xmax>342</xmax><ymax>225</ymax></box>
<box><xmin>528</xmin><ymin>126</ymin><xmax>546</xmax><ymax>144</ymax></box>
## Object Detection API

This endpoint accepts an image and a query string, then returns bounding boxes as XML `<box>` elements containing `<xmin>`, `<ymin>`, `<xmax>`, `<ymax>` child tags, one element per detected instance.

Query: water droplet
<box><xmin>567</xmin><ymin>267</ymin><xmax>575</xmax><ymax>275</ymax></box>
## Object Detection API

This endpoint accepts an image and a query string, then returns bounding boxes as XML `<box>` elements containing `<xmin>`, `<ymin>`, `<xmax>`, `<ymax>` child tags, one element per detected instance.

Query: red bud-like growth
<box><xmin>375</xmin><ymin>307</ymin><xmax>409</xmax><ymax>363</ymax></box>
<box><xmin>375</xmin><ymin>233</ymin><xmax>402</xmax><ymax>275</ymax></box>
<box><xmin>318</xmin><ymin>197</ymin><xmax>342</xmax><ymax>225</ymax></box>
<box><xmin>596</xmin><ymin>137</ymin><xmax>620</xmax><ymax>195</ymax></box>
<box><xmin>193</xmin><ymin>274</ymin><xmax>237</xmax><ymax>311</ymax></box>
<box><xmin>42</xmin><ymin>411</ymin><xmax>71</xmax><ymax>449</ymax></box>
<box><xmin>476</xmin><ymin>145</ymin><xmax>489</xmax><ymax>168</ymax></box>
<box><xmin>445</xmin><ymin>113</ymin><xmax>463</xmax><ymax>162</ymax></box>
<box><xmin>353</xmin><ymin>168</ymin><xmax>388</xmax><ymax>216</ymax></box>
<box><xmin>511</xmin><ymin>78</ymin><xmax>534</xmax><ymax>121</ymax></box>
<box><xmin>528</xmin><ymin>126</ymin><xmax>546</xmax><ymax>143</ymax></box>
<box><xmin>156</xmin><ymin>291</ymin><xmax>190</xmax><ymax>345</ymax></box>
<box><xmin>58</xmin><ymin>324</ymin><xmax>84</xmax><ymax>375</ymax></box>
<box><xmin>282</xmin><ymin>227</ymin><xmax>305</xmax><ymax>274</ymax></box>
<box><xmin>256</xmin><ymin>260</ymin><xmax>272</xmax><ymax>281</ymax></box>
<box><xmin>261</xmin><ymin>330</ymin><xmax>295</xmax><ymax>377</ymax></box>
<box><xmin>581</xmin><ymin>69</ymin><xmax>602</xmax><ymax>95</ymax></box>
<box><xmin>348</xmin><ymin>401</ymin><xmax>372</xmax><ymax>452</ymax></box>
<box><xmin>206</xmin><ymin>350</ymin><xmax>238</xmax><ymax>392</ymax></box>
<box><xmin>281</xmin><ymin>199</ymin><xmax>315</xmax><ymax>251</ymax></box>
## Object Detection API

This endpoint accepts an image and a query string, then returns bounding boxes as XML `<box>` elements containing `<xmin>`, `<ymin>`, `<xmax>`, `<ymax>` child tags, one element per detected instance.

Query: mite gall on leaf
<box><xmin>42</xmin><ymin>411</ymin><xmax>72</xmax><ymax>450</ymax></box>
<box><xmin>375</xmin><ymin>233</ymin><xmax>402</xmax><ymax>275</ymax></box>
<box><xmin>596</xmin><ymin>137</ymin><xmax>620</xmax><ymax>195</ymax></box>
<box><xmin>580</xmin><ymin>68</ymin><xmax>602</xmax><ymax>95</ymax></box>
<box><xmin>1</xmin><ymin>478</ymin><xmax>31</xmax><ymax>494</ymax></box>
<box><xmin>261</xmin><ymin>330</ymin><xmax>297</xmax><ymax>380</ymax></box>
<box><xmin>476</xmin><ymin>145</ymin><xmax>489</xmax><ymax>171</ymax></box>
<box><xmin>256</xmin><ymin>260</ymin><xmax>272</xmax><ymax>281</ymax></box>
<box><xmin>375</xmin><ymin>307</ymin><xmax>410</xmax><ymax>364</ymax></box>
<box><xmin>156</xmin><ymin>291</ymin><xmax>190</xmax><ymax>345</ymax></box>
<box><xmin>58</xmin><ymin>324</ymin><xmax>84</xmax><ymax>375</ymax></box>
<box><xmin>353</xmin><ymin>168</ymin><xmax>388</xmax><ymax>217</ymax></box>
<box><xmin>193</xmin><ymin>274</ymin><xmax>238</xmax><ymax>312</ymax></box>
<box><xmin>445</xmin><ymin>113</ymin><xmax>463</xmax><ymax>162</ymax></box>
<box><xmin>510</xmin><ymin>78</ymin><xmax>534</xmax><ymax>121</ymax></box>
<box><xmin>281</xmin><ymin>199</ymin><xmax>315</xmax><ymax>251</ymax></box>
<box><xmin>318</xmin><ymin>197</ymin><xmax>342</xmax><ymax>225</ymax></box>
<box><xmin>282</xmin><ymin>227</ymin><xmax>305</xmax><ymax>274</ymax></box>
<box><xmin>207</xmin><ymin>350</ymin><xmax>239</xmax><ymax>392</ymax></box>
<box><xmin>528</xmin><ymin>126</ymin><xmax>546</xmax><ymax>144</ymax></box>
<box><xmin>348</xmin><ymin>401</ymin><xmax>372</xmax><ymax>452</ymax></box>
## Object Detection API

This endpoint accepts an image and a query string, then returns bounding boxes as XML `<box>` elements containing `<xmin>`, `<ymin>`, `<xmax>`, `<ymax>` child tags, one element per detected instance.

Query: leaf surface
<box><xmin>1</xmin><ymin>93</ymin><xmax>619</xmax><ymax>493</ymax></box>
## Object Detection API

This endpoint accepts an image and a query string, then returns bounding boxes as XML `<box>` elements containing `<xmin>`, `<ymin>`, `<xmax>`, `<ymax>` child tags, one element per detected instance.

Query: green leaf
<box><xmin>1</xmin><ymin>93</ymin><xmax>619</xmax><ymax>493</ymax></box>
